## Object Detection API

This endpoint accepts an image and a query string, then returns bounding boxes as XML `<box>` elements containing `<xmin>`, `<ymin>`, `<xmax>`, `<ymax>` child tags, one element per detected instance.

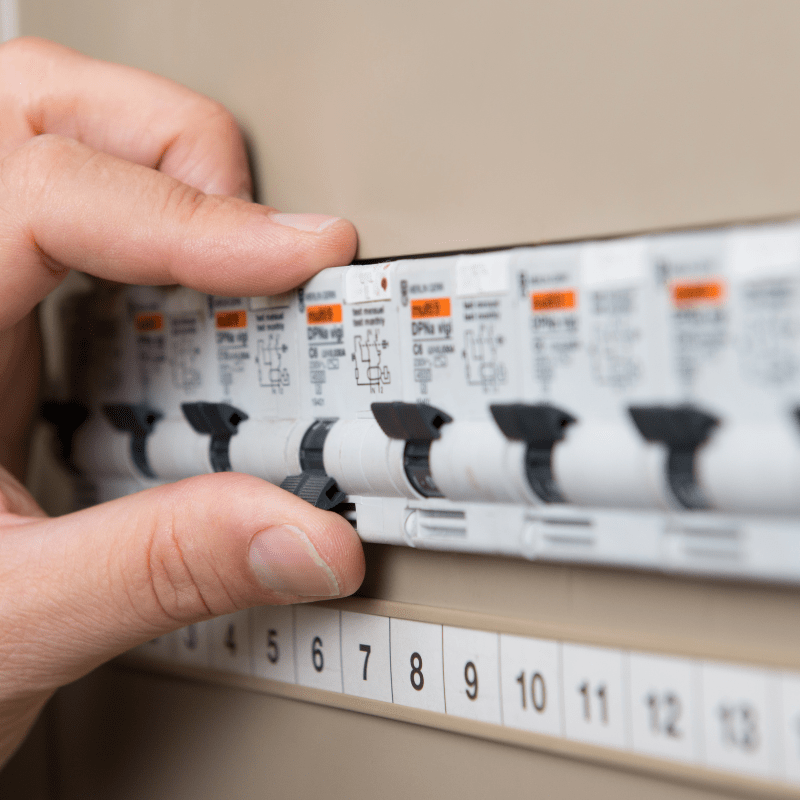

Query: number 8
<box><xmin>410</xmin><ymin>652</ymin><xmax>424</xmax><ymax>690</ymax></box>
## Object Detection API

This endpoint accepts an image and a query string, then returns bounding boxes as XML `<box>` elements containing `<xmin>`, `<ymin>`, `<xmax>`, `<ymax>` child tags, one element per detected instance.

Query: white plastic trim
<box><xmin>1</xmin><ymin>0</ymin><xmax>19</xmax><ymax>42</ymax></box>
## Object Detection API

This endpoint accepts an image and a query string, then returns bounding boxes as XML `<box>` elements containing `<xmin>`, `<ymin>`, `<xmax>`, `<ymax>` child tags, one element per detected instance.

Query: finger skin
<box><xmin>0</xmin><ymin>134</ymin><xmax>357</xmax><ymax>329</ymax></box>
<box><xmin>0</xmin><ymin>474</ymin><xmax>365</xmax><ymax>694</ymax></box>
<box><xmin>0</xmin><ymin>37</ymin><xmax>253</xmax><ymax>197</ymax></box>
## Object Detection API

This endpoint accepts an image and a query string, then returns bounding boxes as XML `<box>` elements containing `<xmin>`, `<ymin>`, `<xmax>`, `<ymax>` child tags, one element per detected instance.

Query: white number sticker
<box><xmin>499</xmin><ymin>634</ymin><xmax>562</xmax><ymax>737</ymax></box>
<box><xmin>389</xmin><ymin>619</ymin><xmax>445</xmax><ymax>713</ymax></box>
<box><xmin>133</xmin><ymin>632</ymin><xmax>176</xmax><ymax>663</ymax></box>
<box><xmin>701</xmin><ymin>662</ymin><xmax>778</xmax><ymax>778</ymax></box>
<box><xmin>628</xmin><ymin>652</ymin><xmax>699</xmax><ymax>763</ymax></box>
<box><xmin>295</xmin><ymin>606</ymin><xmax>342</xmax><ymax>693</ymax></box>
<box><xmin>208</xmin><ymin>611</ymin><xmax>252</xmax><ymax>675</ymax></box>
<box><xmin>251</xmin><ymin>605</ymin><xmax>296</xmax><ymax>684</ymax></box>
<box><xmin>341</xmin><ymin>611</ymin><xmax>392</xmax><ymax>702</ymax></box>
<box><xmin>442</xmin><ymin>626</ymin><xmax>501</xmax><ymax>724</ymax></box>
<box><xmin>780</xmin><ymin>673</ymin><xmax>800</xmax><ymax>785</ymax></box>
<box><xmin>562</xmin><ymin>643</ymin><xmax>628</xmax><ymax>748</ymax></box>
<box><xmin>173</xmin><ymin>621</ymin><xmax>211</xmax><ymax>668</ymax></box>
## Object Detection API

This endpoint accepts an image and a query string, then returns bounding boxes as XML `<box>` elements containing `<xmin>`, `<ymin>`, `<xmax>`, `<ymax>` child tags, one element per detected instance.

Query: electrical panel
<box><xmin>51</xmin><ymin>220</ymin><xmax>800</xmax><ymax>584</ymax></box>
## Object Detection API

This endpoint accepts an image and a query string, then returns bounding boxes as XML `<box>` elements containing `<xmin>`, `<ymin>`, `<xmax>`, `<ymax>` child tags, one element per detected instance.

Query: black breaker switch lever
<box><xmin>628</xmin><ymin>404</ymin><xmax>719</xmax><ymax>510</ymax></box>
<box><xmin>181</xmin><ymin>402</ymin><xmax>248</xmax><ymax>473</ymax></box>
<box><xmin>490</xmin><ymin>403</ymin><xmax>576</xmax><ymax>503</ymax></box>
<box><xmin>41</xmin><ymin>400</ymin><xmax>90</xmax><ymax>474</ymax></box>
<box><xmin>280</xmin><ymin>419</ymin><xmax>346</xmax><ymax>511</ymax></box>
<box><xmin>371</xmin><ymin>402</ymin><xmax>453</xmax><ymax>498</ymax></box>
<box><xmin>103</xmin><ymin>403</ymin><xmax>163</xmax><ymax>478</ymax></box>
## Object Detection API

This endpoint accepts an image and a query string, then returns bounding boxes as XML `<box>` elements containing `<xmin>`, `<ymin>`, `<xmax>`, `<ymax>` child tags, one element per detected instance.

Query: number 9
<box><xmin>465</xmin><ymin>660</ymin><xmax>478</xmax><ymax>700</ymax></box>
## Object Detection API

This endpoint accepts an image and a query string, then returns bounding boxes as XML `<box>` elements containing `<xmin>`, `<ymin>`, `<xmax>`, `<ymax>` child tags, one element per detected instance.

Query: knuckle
<box><xmin>193</xmin><ymin>97</ymin><xmax>241</xmax><ymax>137</ymax></box>
<box><xmin>139</xmin><ymin>506</ymin><xmax>213</xmax><ymax>624</ymax></box>
<box><xmin>1</xmin><ymin>134</ymin><xmax>79</xmax><ymax>208</ymax></box>
<box><xmin>0</xmin><ymin>36</ymin><xmax>55</xmax><ymax>77</ymax></box>
<box><xmin>131</xmin><ymin>481</ymin><xmax>246</xmax><ymax>625</ymax></box>
<box><xmin>158</xmin><ymin>178</ymin><xmax>207</xmax><ymax>225</ymax></box>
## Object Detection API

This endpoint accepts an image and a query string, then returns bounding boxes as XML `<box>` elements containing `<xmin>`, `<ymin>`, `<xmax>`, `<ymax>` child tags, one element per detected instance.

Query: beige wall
<box><xmin>20</xmin><ymin>0</ymin><xmax>800</xmax><ymax>259</ymax></box>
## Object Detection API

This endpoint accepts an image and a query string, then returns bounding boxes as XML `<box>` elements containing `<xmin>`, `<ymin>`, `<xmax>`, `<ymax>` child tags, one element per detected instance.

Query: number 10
<box><xmin>516</xmin><ymin>670</ymin><xmax>546</xmax><ymax>712</ymax></box>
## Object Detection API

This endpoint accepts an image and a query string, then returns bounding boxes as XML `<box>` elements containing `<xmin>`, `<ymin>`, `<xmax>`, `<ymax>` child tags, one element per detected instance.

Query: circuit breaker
<box><xmin>55</xmin><ymin>220</ymin><xmax>800</xmax><ymax>584</ymax></box>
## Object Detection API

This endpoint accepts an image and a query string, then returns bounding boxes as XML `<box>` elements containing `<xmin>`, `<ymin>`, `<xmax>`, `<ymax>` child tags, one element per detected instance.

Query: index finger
<box><xmin>0</xmin><ymin>37</ymin><xmax>252</xmax><ymax>197</ymax></box>
<box><xmin>0</xmin><ymin>135</ymin><xmax>357</xmax><ymax>329</ymax></box>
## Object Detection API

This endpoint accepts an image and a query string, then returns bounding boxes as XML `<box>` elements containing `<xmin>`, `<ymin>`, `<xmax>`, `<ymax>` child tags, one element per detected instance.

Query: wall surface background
<box><xmin>19</xmin><ymin>0</ymin><xmax>800</xmax><ymax>259</ymax></box>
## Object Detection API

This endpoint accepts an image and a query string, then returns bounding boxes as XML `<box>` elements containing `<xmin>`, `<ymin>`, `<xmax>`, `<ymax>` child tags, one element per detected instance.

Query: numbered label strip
<box><xmin>136</xmin><ymin>606</ymin><xmax>800</xmax><ymax>789</ymax></box>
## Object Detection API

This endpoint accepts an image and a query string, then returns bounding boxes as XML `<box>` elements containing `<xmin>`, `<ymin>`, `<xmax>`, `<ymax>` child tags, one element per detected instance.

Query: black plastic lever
<box><xmin>280</xmin><ymin>419</ymin><xmax>346</xmax><ymax>511</ymax></box>
<box><xmin>371</xmin><ymin>401</ymin><xmax>453</xmax><ymax>498</ymax></box>
<box><xmin>490</xmin><ymin>403</ymin><xmax>576</xmax><ymax>503</ymax></box>
<box><xmin>41</xmin><ymin>400</ymin><xmax>91</xmax><ymax>474</ymax></box>
<box><xmin>103</xmin><ymin>403</ymin><xmax>163</xmax><ymax>478</ymax></box>
<box><xmin>280</xmin><ymin>471</ymin><xmax>346</xmax><ymax>511</ymax></box>
<box><xmin>181</xmin><ymin>402</ymin><xmax>248</xmax><ymax>473</ymax></box>
<box><xmin>628</xmin><ymin>404</ymin><xmax>719</xmax><ymax>510</ymax></box>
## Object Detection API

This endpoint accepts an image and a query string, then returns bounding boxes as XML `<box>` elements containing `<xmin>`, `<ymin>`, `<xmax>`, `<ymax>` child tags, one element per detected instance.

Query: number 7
<box><xmin>359</xmin><ymin>644</ymin><xmax>371</xmax><ymax>680</ymax></box>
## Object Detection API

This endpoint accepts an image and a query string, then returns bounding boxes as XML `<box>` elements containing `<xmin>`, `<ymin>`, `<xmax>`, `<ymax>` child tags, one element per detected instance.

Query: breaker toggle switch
<box><xmin>181</xmin><ymin>402</ymin><xmax>248</xmax><ymax>473</ymax></box>
<box><xmin>103</xmin><ymin>403</ymin><xmax>163</xmax><ymax>478</ymax></box>
<box><xmin>41</xmin><ymin>400</ymin><xmax>90</xmax><ymax>473</ymax></box>
<box><xmin>490</xmin><ymin>403</ymin><xmax>576</xmax><ymax>503</ymax></box>
<box><xmin>371</xmin><ymin>402</ymin><xmax>453</xmax><ymax>498</ymax></box>
<box><xmin>628</xmin><ymin>405</ymin><xmax>719</xmax><ymax>510</ymax></box>
<box><xmin>280</xmin><ymin>419</ymin><xmax>346</xmax><ymax>510</ymax></box>
<box><xmin>280</xmin><ymin>471</ymin><xmax>345</xmax><ymax>510</ymax></box>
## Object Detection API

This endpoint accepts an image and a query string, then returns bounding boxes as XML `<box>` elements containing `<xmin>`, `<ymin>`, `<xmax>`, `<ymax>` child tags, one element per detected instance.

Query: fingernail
<box><xmin>269</xmin><ymin>212</ymin><xmax>340</xmax><ymax>233</ymax></box>
<box><xmin>248</xmin><ymin>525</ymin><xmax>340</xmax><ymax>598</ymax></box>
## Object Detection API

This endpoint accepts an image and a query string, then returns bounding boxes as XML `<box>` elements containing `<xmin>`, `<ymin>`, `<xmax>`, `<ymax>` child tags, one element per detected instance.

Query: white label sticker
<box><xmin>295</xmin><ymin>606</ymin><xmax>342</xmax><ymax>693</ymax></box>
<box><xmin>208</xmin><ymin>611</ymin><xmax>252</xmax><ymax>676</ymax></box>
<box><xmin>581</xmin><ymin>239</ymin><xmax>647</xmax><ymax>288</ymax></box>
<box><xmin>173</xmin><ymin>621</ymin><xmax>212</xmax><ymax>668</ymax></box>
<box><xmin>341</xmin><ymin>612</ymin><xmax>392</xmax><ymax>703</ymax></box>
<box><xmin>728</xmin><ymin>225</ymin><xmax>800</xmax><ymax>277</ymax></box>
<box><xmin>562</xmin><ymin>643</ymin><xmax>628</xmax><ymax>748</ymax></box>
<box><xmin>500</xmin><ymin>635</ymin><xmax>563</xmax><ymax>737</ymax></box>
<box><xmin>251</xmin><ymin>605</ymin><xmax>296</xmax><ymax>684</ymax></box>
<box><xmin>781</xmin><ymin>673</ymin><xmax>800</xmax><ymax>784</ymax></box>
<box><xmin>390</xmin><ymin>618</ymin><xmax>445</xmax><ymax>713</ymax></box>
<box><xmin>442</xmin><ymin>626</ymin><xmax>502</xmax><ymax>724</ymax></box>
<box><xmin>455</xmin><ymin>252</ymin><xmax>510</xmax><ymax>297</ymax></box>
<box><xmin>249</xmin><ymin>292</ymin><xmax>292</xmax><ymax>310</ymax></box>
<box><xmin>133</xmin><ymin>632</ymin><xmax>176</xmax><ymax>663</ymax></box>
<box><xmin>345</xmin><ymin>263</ymin><xmax>393</xmax><ymax>304</ymax></box>
<box><xmin>629</xmin><ymin>652</ymin><xmax>700</xmax><ymax>763</ymax></box>
<box><xmin>701</xmin><ymin>662</ymin><xmax>779</xmax><ymax>778</ymax></box>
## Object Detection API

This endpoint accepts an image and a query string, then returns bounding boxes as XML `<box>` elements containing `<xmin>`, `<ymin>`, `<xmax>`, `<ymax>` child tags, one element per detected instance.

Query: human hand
<box><xmin>0</xmin><ymin>37</ymin><xmax>364</xmax><ymax>765</ymax></box>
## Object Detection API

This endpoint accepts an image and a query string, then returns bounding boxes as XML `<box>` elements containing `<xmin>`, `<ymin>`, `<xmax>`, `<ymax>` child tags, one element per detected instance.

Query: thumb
<box><xmin>0</xmin><ymin>473</ymin><xmax>364</xmax><ymax>694</ymax></box>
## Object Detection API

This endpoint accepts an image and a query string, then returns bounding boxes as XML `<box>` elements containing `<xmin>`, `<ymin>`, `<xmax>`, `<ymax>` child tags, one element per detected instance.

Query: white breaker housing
<box><xmin>56</xmin><ymin>221</ymin><xmax>800</xmax><ymax>583</ymax></box>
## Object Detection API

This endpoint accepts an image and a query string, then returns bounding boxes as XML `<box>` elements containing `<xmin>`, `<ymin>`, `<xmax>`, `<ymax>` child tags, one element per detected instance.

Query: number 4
<box><xmin>359</xmin><ymin>644</ymin><xmax>371</xmax><ymax>680</ymax></box>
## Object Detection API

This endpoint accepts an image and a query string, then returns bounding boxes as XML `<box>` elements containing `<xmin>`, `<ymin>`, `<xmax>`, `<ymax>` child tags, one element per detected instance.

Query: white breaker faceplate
<box><xmin>54</xmin><ymin>221</ymin><xmax>800</xmax><ymax>583</ymax></box>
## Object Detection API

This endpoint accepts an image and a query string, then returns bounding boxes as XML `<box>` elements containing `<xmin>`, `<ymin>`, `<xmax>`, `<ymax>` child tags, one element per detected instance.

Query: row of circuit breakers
<box><xmin>50</xmin><ymin>221</ymin><xmax>800</xmax><ymax>582</ymax></box>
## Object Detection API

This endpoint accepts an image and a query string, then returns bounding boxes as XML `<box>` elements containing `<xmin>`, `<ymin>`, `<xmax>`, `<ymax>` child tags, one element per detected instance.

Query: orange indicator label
<box><xmin>306</xmin><ymin>304</ymin><xmax>343</xmax><ymax>324</ymax></box>
<box><xmin>532</xmin><ymin>290</ymin><xmax>576</xmax><ymax>312</ymax></box>
<box><xmin>671</xmin><ymin>280</ymin><xmax>724</xmax><ymax>306</ymax></box>
<box><xmin>411</xmin><ymin>297</ymin><xmax>451</xmax><ymax>319</ymax></box>
<box><xmin>134</xmin><ymin>312</ymin><xmax>163</xmax><ymax>332</ymax></box>
<box><xmin>215</xmin><ymin>310</ymin><xmax>247</xmax><ymax>329</ymax></box>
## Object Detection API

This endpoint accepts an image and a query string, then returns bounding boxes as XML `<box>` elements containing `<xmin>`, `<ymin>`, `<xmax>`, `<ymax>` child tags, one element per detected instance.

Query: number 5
<box><xmin>266</xmin><ymin>629</ymin><xmax>279</xmax><ymax>664</ymax></box>
<box><xmin>359</xmin><ymin>644</ymin><xmax>371</xmax><ymax>680</ymax></box>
